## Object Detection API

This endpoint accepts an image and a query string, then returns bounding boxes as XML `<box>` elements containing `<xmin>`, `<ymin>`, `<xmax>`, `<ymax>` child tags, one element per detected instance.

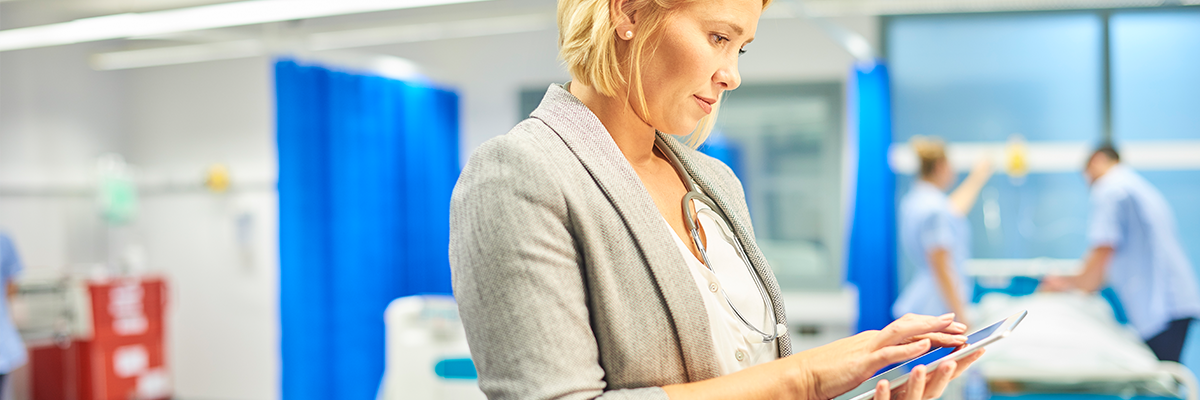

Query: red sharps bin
<box><xmin>29</xmin><ymin>276</ymin><xmax>170</xmax><ymax>400</ymax></box>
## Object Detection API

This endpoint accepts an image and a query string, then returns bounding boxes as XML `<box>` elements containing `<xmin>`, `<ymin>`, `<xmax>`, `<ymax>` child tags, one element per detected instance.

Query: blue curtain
<box><xmin>846</xmin><ymin>60</ymin><xmax>898</xmax><ymax>333</ymax></box>
<box><xmin>276</xmin><ymin>59</ymin><xmax>460</xmax><ymax>400</ymax></box>
<box><xmin>698</xmin><ymin>132</ymin><xmax>745</xmax><ymax>181</ymax></box>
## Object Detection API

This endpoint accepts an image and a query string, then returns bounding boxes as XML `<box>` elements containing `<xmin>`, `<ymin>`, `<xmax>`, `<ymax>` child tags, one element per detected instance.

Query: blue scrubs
<box><xmin>0</xmin><ymin>233</ymin><xmax>26</xmax><ymax>375</ymax></box>
<box><xmin>894</xmin><ymin>181</ymin><xmax>973</xmax><ymax>318</ymax></box>
<box><xmin>1089</xmin><ymin>165</ymin><xmax>1200</xmax><ymax>339</ymax></box>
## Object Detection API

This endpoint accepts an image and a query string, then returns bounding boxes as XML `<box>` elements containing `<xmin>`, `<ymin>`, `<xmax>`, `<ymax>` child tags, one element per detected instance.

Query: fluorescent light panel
<box><xmin>308</xmin><ymin>13</ymin><xmax>553</xmax><ymax>50</ymax></box>
<box><xmin>91</xmin><ymin>40</ymin><xmax>264</xmax><ymax>70</ymax></box>
<box><xmin>89</xmin><ymin>13</ymin><xmax>554</xmax><ymax>70</ymax></box>
<box><xmin>0</xmin><ymin>0</ymin><xmax>490</xmax><ymax>52</ymax></box>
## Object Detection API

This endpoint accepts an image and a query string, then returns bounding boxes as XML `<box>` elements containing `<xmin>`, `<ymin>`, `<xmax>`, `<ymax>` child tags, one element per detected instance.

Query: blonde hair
<box><xmin>557</xmin><ymin>0</ymin><xmax>770</xmax><ymax>148</ymax></box>
<box><xmin>911</xmin><ymin>135</ymin><xmax>946</xmax><ymax>178</ymax></box>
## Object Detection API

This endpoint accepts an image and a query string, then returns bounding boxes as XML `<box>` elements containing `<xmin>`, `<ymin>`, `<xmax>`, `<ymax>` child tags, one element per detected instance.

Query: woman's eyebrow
<box><xmin>707</xmin><ymin>18</ymin><xmax>745</xmax><ymax>36</ymax></box>
<box><xmin>727</xmin><ymin>23</ymin><xmax>745</xmax><ymax>36</ymax></box>
<box><xmin>707</xmin><ymin>18</ymin><xmax>753</xmax><ymax>43</ymax></box>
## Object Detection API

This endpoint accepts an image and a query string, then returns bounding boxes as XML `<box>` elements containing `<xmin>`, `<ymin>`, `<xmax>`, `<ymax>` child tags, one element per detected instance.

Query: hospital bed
<box><xmin>967</xmin><ymin>259</ymin><xmax>1199</xmax><ymax>400</ymax></box>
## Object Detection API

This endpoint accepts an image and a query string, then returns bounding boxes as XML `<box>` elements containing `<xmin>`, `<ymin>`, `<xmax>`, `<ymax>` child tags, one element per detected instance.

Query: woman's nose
<box><xmin>715</xmin><ymin>61</ymin><xmax>741</xmax><ymax>91</ymax></box>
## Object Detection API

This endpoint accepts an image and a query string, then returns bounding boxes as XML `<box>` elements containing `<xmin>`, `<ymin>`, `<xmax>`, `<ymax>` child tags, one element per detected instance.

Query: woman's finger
<box><xmin>870</xmin><ymin>339</ymin><xmax>932</xmax><ymax>370</ymax></box>
<box><xmin>875</xmin><ymin>380</ymin><xmax>891</xmax><ymax>400</ymax></box>
<box><xmin>878</xmin><ymin>314</ymin><xmax>957</xmax><ymax>346</ymax></box>
<box><xmin>938</xmin><ymin>321</ymin><xmax>968</xmax><ymax>335</ymax></box>
<box><xmin>907</xmin><ymin>332</ymin><xmax>968</xmax><ymax>348</ymax></box>
<box><xmin>922</xmin><ymin>361</ymin><xmax>957</xmax><ymax>400</ymax></box>
<box><xmin>904</xmin><ymin>366</ymin><xmax>927</xmax><ymax>400</ymax></box>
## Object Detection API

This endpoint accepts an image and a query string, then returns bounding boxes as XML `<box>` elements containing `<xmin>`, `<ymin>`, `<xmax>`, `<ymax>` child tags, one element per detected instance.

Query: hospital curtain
<box><xmin>276</xmin><ymin>59</ymin><xmax>459</xmax><ymax>400</ymax></box>
<box><xmin>845</xmin><ymin>60</ymin><xmax>899</xmax><ymax>333</ymax></box>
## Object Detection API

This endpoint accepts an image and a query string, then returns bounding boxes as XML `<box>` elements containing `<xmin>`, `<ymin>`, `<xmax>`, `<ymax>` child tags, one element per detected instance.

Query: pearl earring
<box><xmin>624</xmin><ymin>30</ymin><xmax>633</xmax><ymax>39</ymax></box>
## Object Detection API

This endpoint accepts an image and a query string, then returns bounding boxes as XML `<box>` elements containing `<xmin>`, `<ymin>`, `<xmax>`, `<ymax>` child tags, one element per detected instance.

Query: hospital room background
<box><xmin>1</xmin><ymin>0</ymin><xmax>1198</xmax><ymax>399</ymax></box>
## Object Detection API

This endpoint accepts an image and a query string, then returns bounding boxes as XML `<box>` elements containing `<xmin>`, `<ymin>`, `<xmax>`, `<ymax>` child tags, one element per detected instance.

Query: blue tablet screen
<box><xmin>873</xmin><ymin>319</ymin><xmax>1003</xmax><ymax>378</ymax></box>
<box><xmin>833</xmin><ymin>318</ymin><xmax>1006</xmax><ymax>400</ymax></box>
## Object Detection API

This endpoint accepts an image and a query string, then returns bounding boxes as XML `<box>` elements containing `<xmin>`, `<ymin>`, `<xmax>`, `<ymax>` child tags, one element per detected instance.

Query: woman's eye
<box><xmin>738</xmin><ymin>48</ymin><xmax>747</xmax><ymax>56</ymax></box>
<box><xmin>712</xmin><ymin>34</ymin><xmax>729</xmax><ymax>44</ymax></box>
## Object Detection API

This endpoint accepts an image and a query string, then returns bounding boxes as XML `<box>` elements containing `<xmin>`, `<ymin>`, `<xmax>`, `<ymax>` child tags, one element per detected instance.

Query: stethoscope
<box><xmin>656</xmin><ymin>136</ymin><xmax>786</xmax><ymax>344</ymax></box>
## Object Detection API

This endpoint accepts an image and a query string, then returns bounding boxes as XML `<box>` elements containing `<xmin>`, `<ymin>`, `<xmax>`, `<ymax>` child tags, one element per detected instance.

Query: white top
<box><xmin>665</xmin><ymin>199</ymin><xmax>779</xmax><ymax>375</ymax></box>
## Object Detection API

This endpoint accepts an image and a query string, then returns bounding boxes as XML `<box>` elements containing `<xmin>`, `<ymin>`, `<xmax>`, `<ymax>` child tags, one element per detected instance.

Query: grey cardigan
<box><xmin>450</xmin><ymin>84</ymin><xmax>792</xmax><ymax>400</ymax></box>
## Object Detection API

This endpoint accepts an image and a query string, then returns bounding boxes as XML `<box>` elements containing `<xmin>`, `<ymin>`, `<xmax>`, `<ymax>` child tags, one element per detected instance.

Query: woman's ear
<box><xmin>611</xmin><ymin>0</ymin><xmax>637</xmax><ymax>41</ymax></box>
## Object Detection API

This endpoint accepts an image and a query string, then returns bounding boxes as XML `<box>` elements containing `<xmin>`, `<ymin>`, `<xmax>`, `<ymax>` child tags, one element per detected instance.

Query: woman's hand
<box><xmin>790</xmin><ymin>313</ymin><xmax>969</xmax><ymax>400</ymax></box>
<box><xmin>874</xmin><ymin>349</ymin><xmax>986</xmax><ymax>400</ymax></box>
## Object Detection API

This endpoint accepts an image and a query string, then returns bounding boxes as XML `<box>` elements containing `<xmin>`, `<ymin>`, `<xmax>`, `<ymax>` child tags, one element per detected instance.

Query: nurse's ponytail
<box><xmin>911</xmin><ymin>136</ymin><xmax>946</xmax><ymax>179</ymax></box>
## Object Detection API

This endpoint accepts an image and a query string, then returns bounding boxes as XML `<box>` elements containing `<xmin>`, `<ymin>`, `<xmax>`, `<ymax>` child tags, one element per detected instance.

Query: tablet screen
<box><xmin>834</xmin><ymin>318</ymin><xmax>1007</xmax><ymax>400</ymax></box>
<box><xmin>873</xmin><ymin>318</ymin><xmax>1004</xmax><ymax>378</ymax></box>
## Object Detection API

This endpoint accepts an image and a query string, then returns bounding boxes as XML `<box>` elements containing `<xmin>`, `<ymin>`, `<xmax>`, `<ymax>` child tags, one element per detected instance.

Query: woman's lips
<box><xmin>694</xmin><ymin>95</ymin><xmax>713</xmax><ymax>114</ymax></box>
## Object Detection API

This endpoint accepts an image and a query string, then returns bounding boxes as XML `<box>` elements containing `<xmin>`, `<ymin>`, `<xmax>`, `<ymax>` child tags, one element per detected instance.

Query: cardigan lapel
<box><xmin>529</xmin><ymin>84</ymin><xmax>721</xmax><ymax>381</ymax></box>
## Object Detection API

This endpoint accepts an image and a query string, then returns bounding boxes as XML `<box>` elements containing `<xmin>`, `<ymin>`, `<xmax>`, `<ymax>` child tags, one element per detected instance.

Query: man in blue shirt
<box><xmin>1042</xmin><ymin>145</ymin><xmax>1200</xmax><ymax>362</ymax></box>
<box><xmin>0</xmin><ymin>233</ymin><xmax>26</xmax><ymax>393</ymax></box>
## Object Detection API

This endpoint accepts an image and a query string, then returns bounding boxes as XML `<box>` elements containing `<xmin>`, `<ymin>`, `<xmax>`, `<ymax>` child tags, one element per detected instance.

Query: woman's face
<box><xmin>633</xmin><ymin>0</ymin><xmax>762</xmax><ymax>135</ymax></box>
<box><xmin>933</xmin><ymin>159</ymin><xmax>955</xmax><ymax>190</ymax></box>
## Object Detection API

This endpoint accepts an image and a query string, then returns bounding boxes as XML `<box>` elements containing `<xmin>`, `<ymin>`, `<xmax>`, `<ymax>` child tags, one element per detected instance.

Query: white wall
<box><xmin>1</xmin><ymin>41</ymin><xmax>279</xmax><ymax>399</ymax></box>
<box><xmin>124</xmin><ymin>56</ymin><xmax>279</xmax><ymax>400</ymax></box>
<box><xmin>0</xmin><ymin>11</ymin><xmax>877</xmax><ymax>400</ymax></box>
<box><xmin>0</xmin><ymin>41</ymin><xmax>130</xmax><ymax>269</ymax></box>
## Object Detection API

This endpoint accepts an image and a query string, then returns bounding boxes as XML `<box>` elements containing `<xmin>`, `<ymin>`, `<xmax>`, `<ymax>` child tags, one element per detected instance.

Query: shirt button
<box><xmin>735</xmin><ymin>350</ymin><xmax>746</xmax><ymax>362</ymax></box>
<box><xmin>708</xmin><ymin>282</ymin><xmax>719</xmax><ymax>293</ymax></box>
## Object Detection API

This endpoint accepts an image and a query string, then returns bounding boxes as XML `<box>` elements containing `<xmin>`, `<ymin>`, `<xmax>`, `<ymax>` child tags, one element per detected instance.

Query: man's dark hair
<box><xmin>1091</xmin><ymin>143</ymin><xmax>1120</xmax><ymax>163</ymax></box>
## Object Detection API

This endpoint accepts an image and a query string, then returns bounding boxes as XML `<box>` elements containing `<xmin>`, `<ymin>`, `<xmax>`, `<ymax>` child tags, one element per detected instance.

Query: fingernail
<box><xmin>956</xmin><ymin>335</ymin><xmax>968</xmax><ymax>341</ymax></box>
<box><xmin>940</xmin><ymin>313</ymin><xmax>955</xmax><ymax>319</ymax></box>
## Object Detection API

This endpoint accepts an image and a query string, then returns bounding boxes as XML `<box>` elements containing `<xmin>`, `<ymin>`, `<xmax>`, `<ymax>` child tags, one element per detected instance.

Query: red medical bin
<box><xmin>29</xmin><ymin>276</ymin><xmax>170</xmax><ymax>400</ymax></box>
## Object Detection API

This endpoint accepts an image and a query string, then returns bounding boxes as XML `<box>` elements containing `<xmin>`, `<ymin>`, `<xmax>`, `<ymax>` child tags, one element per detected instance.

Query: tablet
<box><xmin>833</xmin><ymin>310</ymin><xmax>1028</xmax><ymax>400</ymax></box>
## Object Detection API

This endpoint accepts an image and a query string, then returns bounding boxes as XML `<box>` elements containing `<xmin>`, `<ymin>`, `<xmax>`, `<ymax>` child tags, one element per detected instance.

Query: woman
<box><xmin>449</xmin><ymin>0</ymin><xmax>982</xmax><ymax>398</ymax></box>
<box><xmin>894</xmin><ymin>137</ymin><xmax>992</xmax><ymax>325</ymax></box>
<box><xmin>0</xmin><ymin>233</ymin><xmax>24</xmax><ymax>395</ymax></box>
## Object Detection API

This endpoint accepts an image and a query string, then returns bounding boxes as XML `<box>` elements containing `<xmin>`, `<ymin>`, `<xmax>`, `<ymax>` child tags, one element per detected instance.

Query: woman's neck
<box><xmin>568</xmin><ymin>81</ymin><xmax>659</xmax><ymax>169</ymax></box>
<box><xmin>921</xmin><ymin>177</ymin><xmax>948</xmax><ymax>191</ymax></box>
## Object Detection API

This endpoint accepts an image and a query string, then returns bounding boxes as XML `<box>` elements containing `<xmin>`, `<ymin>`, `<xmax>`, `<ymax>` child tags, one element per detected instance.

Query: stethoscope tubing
<box><xmin>656</xmin><ymin>137</ymin><xmax>783</xmax><ymax>344</ymax></box>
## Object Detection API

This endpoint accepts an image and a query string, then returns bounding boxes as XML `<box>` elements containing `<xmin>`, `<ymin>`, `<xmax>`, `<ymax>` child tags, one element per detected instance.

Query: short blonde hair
<box><xmin>911</xmin><ymin>135</ymin><xmax>947</xmax><ymax>178</ymax></box>
<box><xmin>557</xmin><ymin>0</ymin><xmax>770</xmax><ymax>148</ymax></box>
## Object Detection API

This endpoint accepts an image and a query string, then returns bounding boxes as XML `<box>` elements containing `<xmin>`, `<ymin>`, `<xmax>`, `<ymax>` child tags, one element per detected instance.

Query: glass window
<box><xmin>1111</xmin><ymin>9</ymin><xmax>1200</xmax><ymax>140</ymax></box>
<box><xmin>887</xmin><ymin>13</ymin><xmax>1104</xmax><ymax>284</ymax></box>
<box><xmin>888</xmin><ymin>13</ymin><xmax>1103</xmax><ymax>143</ymax></box>
<box><xmin>1111</xmin><ymin>8</ymin><xmax>1200</xmax><ymax>274</ymax></box>
<box><xmin>715</xmin><ymin>83</ymin><xmax>844</xmax><ymax>291</ymax></box>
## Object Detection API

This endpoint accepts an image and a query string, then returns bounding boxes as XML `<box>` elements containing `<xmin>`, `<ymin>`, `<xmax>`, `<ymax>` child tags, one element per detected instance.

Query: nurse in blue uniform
<box><xmin>894</xmin><ymin>137</ymin><xmax>992</xmax><ymax>325</ymax></box>
<box><xmin>0</xmin><ymin>233</ymin><xmax>26</xmax><ymax>394</ymax></box>
<box><xmin>1041</xmin><ymin>145</ymin><xmax>1200</xmax><ymax>362</ymax></box>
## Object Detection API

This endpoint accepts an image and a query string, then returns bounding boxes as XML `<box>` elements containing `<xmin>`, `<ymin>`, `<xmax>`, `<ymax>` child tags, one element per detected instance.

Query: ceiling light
<box><xmin>90</xmin><ymin>40</ymin><xmax>263</xmax><ymax>70</ymax></box>
<box><xmin>0</xmin><ymin>0</ymin><xmax>491</xmax><ymax>52</ymax></box>
<box><xmin>88</xmin><ymin>13</ymin><xmax>555</xmax><ymax>70</ymax></box>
